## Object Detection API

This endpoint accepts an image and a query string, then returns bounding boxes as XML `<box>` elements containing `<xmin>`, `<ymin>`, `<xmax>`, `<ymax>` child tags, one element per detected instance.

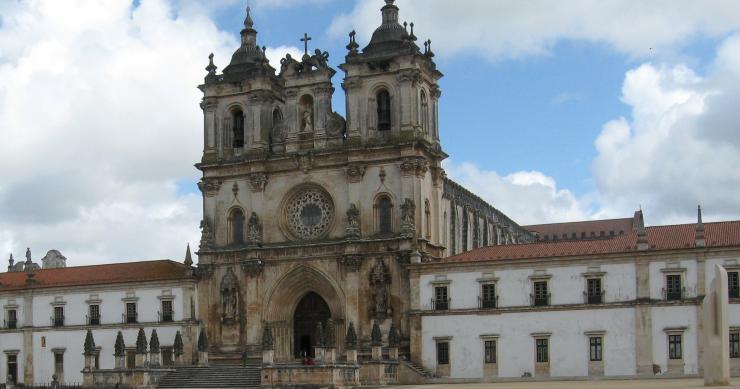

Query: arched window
<box><xmin>462</xmin><ymin>208</ymin><xmax>469</xmax><ymax>252</ymax></box>
<box><xmin>449</xmin><ymin>204</ymin><xmax>456</xmax><ymax>254</ymax></box>
<box><xmin>377</xmin><ymin>196</ymin><xmax>393</xmax><ymax>234</ymax></box>
<box><xmin>483</xmin><ymin>220</ymin><xmax>489</xmax><ymax>246</ymax></box>
<box><xmin>473</xmin><ymin>214</ymin><xmax>480</xmax><ymax>249</ymax></box>
<box><xmin>425</xmin><ymin>200</ymin><xmax>431</xmax><ymax>240</ymax></box>
<box><xmin>229</xmin><ymin>208</ymin><xmax>245</xmax><ymax>245</ymax></box>
<box><xmin>377</xmin><ymin>90</ymin><xmax>391</xmax><ymax>131</ymax></box>
<box><xmin>420</xmin><ymin>90</ymin><xmax>429</xmax><ymax>133</ymax></box>
<box><xmin>232</xmin><ymin>109</ymin><xmax>244</xmax><ymax>148</ymax></box>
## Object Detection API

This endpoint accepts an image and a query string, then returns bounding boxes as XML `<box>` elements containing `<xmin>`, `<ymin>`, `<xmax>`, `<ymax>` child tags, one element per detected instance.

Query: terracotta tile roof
<box><xmin>443</xmin><ymin>221</ymin><xmax>740</xmax><ymax>263</ymax></box>
<box><xmin>524</xmin><ymin>218</ymin><xmax>635</xmax><ymax>241</ymax></box>
<box><xmin>0</xmin><ymin>260</ymin><xmax>192</xmax><ymax>292</ymax></box>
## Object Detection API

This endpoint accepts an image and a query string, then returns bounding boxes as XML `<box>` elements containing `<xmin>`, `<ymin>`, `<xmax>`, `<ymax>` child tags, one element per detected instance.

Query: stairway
<box><xmin>156</xmin><ymin>365</ymin><xmax>262</xmax><ymax>389</ymax></box>
<box><xmin>400</xmin><ymin>359</ymin><xmax>435</xmax><ymax>378</ymax></box>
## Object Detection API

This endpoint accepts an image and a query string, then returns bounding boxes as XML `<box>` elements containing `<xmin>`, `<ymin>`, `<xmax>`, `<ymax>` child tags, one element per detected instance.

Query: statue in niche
<box><xmin>369</xmin><ymin>259</ymin><xmax>391</xmax><ymax>318</ymax></box>
<box><xmin>220</xmin><ymin>267</ymin><xmax>239</xmax><ymax>323</ymax></box>
<box><xmin>400</xmin><ymin>198</ymin><xmax>416</xmax><ymax>237</ymax></box>
<box><xmin>302</xmin><ymin>109</ymin><xmax>313</xmax><ymax>132</ymax></box>
<box><xmin>345</xmin><ymin>203</ymin><xmax>361</xmax><ymax>239</ymax></box>
<box><xmin>247</xmin><ymin>212</ymin><xmax>263</xmax><ymax>245</ymax></box>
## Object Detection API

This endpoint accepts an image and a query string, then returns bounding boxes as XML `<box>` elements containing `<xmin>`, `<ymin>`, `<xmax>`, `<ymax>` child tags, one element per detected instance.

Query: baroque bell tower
<box><xmin>194</xmin><ymin>1</ymin><xmax>446</xmax><ymax>364</ymax></box>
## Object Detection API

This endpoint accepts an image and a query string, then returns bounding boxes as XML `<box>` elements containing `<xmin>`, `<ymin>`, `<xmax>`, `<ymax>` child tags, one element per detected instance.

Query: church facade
<box><xmin>193</xmin><ymin>0</ymin><xmax>532</xmax><ymax>366</ymax></box>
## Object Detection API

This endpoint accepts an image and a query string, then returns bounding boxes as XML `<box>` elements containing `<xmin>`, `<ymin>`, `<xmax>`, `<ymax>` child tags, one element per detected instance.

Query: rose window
<box><xmin>285</xmin><ymin>188</ymin><xmax>334</xmax><ymax>240</ymax></box>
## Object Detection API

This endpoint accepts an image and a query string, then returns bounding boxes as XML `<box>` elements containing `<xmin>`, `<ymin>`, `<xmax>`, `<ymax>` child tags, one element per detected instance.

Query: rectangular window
<box><xmin>436</xmin><ymin>342</ymin><xmax>449</xmax><ymax>365</ymax></box>
<box><xmin>587</xmin><ymin>278</ymin><xmax>602</xmax><ymax>304</ymax></box>
<box><xmin>666</xmin><ymin>275</ymin><xmax>682</xmax><ymax>300</ymax></box>
<box><xmin>126</xmin><ymin>303</ymin><xmax>137</xmax><ymax>324</ymax></box>
<box><xmin>533</xmin><ymin>281</ymin><xmax>549</xmax><ymax>306</ymax></box>
<box><xmin>53</xmin><ymin>306</ymin><xmax>64</xmax><ymax>327</ymax></box>
<box><xmin>589</xmin><ymin>337</ymin><xmax>603</xmax><ymax>361</ymax></box>
<box><xmin>7</xmin><ymin>309</ymin><xmax>17</xmax><ymax>329</ymax></box>
<box><xmin>89</xmin><ymin>305</ymin><xmax>100</xmax><ymax>325</ymax></box>
<box><xmin>434</xmin><ymin>286</ymin><xmax>449</xmax><ymax>310</ymax></box>
<box><xmin>731</xmin><ymin>333</ymin><xmax>740</xmax><ymax>358</ymax></box>
<box><xmin>126</xmin><ymin>350</ymin><xmax>136</xmax><ymax>369</ymax></box>
<box><xmin>668</xmin><ymin>334</ymin><xmax>682</xmax><ymax>360</ymax></box>
<box><xmin>161</xmin><ymin>300</ymin><xmax>173</xmax><ymax>322</ymax></box>
<box><xmin>729</xmin><ymin>272</ymin><xmax>740</xmax><ymax>299</ymax></box>
<box><xmin>536</xmin><ymin>338</ymin><xmax>549</xmax><ymax>363</ymax></box>
<box><xmin>484</xmin><ymin>340</ymin><xmax>497</xmax><ymax>364</ymax></box>
<box><xmin>54</xmin><ymin>353</ymin><xmax>64</xmax><ymax>377</ymax></box>
<box><xmin>7</xmin><ymin>354</ymin><xmax>18</xmax><ymax>383</ymax></box>
<box><xmin>481</xmin><ymin>284</ymin><xmax>496</xmax><ymax>308</ymax></box>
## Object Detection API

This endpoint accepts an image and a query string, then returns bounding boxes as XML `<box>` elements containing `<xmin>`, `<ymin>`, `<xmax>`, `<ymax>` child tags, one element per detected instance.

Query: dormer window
<box><xmin>232</xmin><ymin>109</ymin><xmax>244</xmax><ymax>148</ymax></box>
<box><xmin>377</xmin><ymin>90</ymin><xmax>391</xmax><ymax>131</ymax></box>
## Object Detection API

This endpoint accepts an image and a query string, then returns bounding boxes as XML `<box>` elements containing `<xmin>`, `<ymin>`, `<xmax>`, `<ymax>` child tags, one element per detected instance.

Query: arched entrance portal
<box><xmin>293</xmin><ymin>292</ymin><xmax>331</xmax><ymax>358</ymax></box>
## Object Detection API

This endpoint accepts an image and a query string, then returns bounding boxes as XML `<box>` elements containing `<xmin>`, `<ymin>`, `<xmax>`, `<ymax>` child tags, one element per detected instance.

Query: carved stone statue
<box><xmin>199</xmin><ymin>220</ymin><xmax>215</xmax><ymax>250</ymax></box>
<box><xmin>302</xmin><ymin>109</ymin><xmax>313</xmax><ymax>132</ymax></box>
<box><xmin>220</xmin><ymin>267</ymin><xmax>239</xmax><ymax>323</ymax></box>
<box><xmin>248</xmin><ymin>212</ymin><xmax>263</xmax><ymax>245</ymax></box>
<box><xmin>345</xmin><ymin>203</ymin><xmax>361</xmax><ymax>240</ymax></box>
<box><xmin>400</xmin><ymin>198</ymin><xmax>416</xmax><ymax>237</ymax></box>
<box><xmin>310</xmin><ymin>49</ymin><xmax>330</xmax><ymax>69</ymax></box>
<box><xmin>370</xmin><ymin>259</ymin><xmax>391</xmax><ymax>318</ymax></box>
<box><xmin>326</xmin><ymin>111</ymin><xmax>346</xmax><ymax>137</ymax></box>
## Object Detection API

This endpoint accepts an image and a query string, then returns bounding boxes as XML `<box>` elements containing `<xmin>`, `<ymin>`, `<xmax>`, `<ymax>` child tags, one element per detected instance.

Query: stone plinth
<box><xmin>346</xmin><ymin>349</ymin><xmax>358</xmax><ymax>363</ymax></box>
<box><xmin>135</xmin><ymin>353</ymin><xmax>147</xmax><ymax>368</ymax></box>
<box><xmin>388</xmin><ymin>347</ymin><xmax>398</xmax><ymax>360</ymax></box>
<box><xmin>372</xmin><ymin>346</ymin><xmax>382</xmax><ymax>361</ymax></box>
<box><xmin>703</xmin><ymin>264</ymin><xmax>731</xmax><ymax>386</ymax></box>
<box><xmin>115</xmin><ymin>355</ymin><xmax>126</xmax><ymax>369</ymax></box>
<box><xmin>198</xmin><ymin>351</ymin><xmax>209</xmax><ymax>366</ymax></box>
<box><xmin>325</xmin><ymin>347</ymin><xmax>336</xmax><ymax>363</ymax></box>
<box><xmin>262</xmin><ymin>349</ymin><xmax>274</xmax><ymax>365</ymax></box>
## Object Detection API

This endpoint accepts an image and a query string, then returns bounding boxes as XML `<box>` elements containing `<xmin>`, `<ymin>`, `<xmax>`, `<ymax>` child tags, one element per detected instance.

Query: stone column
<box><xmin>703</xmin><ymin>264</ymin><xmax>730</xmax><ymax>386</ymax></box>
<box><xmin>324</xmin><ymin>319</ymin><xmax>337</xmax><ymax>364</ymax></box>
<box><xmin>314</xmin><ymin>322</ymin><xmax>325</xmax><ymax>363</ymax></box>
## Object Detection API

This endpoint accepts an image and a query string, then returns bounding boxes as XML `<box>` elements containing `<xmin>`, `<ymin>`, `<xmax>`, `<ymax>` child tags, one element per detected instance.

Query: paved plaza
<box><xmin>391</xmin><ymin>378</ymin><xmax>740</xmax><ymax>389</ymax></box>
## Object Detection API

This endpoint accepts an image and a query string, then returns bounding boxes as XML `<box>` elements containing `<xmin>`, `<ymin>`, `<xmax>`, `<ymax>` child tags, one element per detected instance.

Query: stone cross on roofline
<box><xmin>301</xmin><ymin>33</ymin><xmax>312</xmax><ymax>56</ymax></box>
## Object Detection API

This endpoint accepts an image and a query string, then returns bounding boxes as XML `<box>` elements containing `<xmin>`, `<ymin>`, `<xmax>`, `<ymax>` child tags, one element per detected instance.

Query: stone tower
<box><xmin>194</xmin><ymin>1</ymin><xmax>449</xmax><ymax>362</ymax></box>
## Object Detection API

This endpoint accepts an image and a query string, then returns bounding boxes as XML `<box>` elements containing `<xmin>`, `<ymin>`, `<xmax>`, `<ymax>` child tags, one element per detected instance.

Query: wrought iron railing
<box><xmin>431</xmin><ymin>298</ymin><xmax>450</xmax><ymax>311</ymax></box>
<box><xmin>478</xmin><ymin>296</ymin><xmax>498</xmax><ymax>309</ymax></box>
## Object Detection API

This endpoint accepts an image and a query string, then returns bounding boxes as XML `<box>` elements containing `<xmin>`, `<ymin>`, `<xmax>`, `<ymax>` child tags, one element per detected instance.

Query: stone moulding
<box><xmin>340</xmin><ymin>255</ymin><xmax>363</xmax><ymax>272</ymax></box>
<box><xmin>346</xmin><ymin>163</ymin><xmax>367</xmax><ymax>183</ymax></box>
<box><xmin>248</xmin><ymin>172</ymin><xmax>269</xmax><ymax>192</ymax></box>
<box><xmin>197</xmin><ymin>179</ymin><xmax>222</xmax><ymax>197</ymax></box>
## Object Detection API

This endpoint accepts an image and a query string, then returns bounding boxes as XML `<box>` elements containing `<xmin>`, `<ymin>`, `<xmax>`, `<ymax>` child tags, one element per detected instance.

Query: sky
<box><xmin>1</xmin><ymin>0</ymin><xmax>740</xmax><ymax>265</ymax></box>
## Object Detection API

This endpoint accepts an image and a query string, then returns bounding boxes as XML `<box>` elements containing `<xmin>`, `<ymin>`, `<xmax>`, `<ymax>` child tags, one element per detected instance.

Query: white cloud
<box><xmin>443</xmin><ymin>161</ymin><xmax>591</xmax><ymax>225</ymax></box>
<box><xmin>264</xmin><ymin>45</ymin><xmax>303</xmax><ymax>70</ymax></box>
<box><xmin>0</xmin><ymin>0</ymin><xmax>285</xmax><ymax>265</ymax></box>
<box><xmin>329</xmin><ymin>0</ymin><xmax>740</xmax><ymax>61</ymax></box>
<box><xmin>592</xmin><ymin>34</ymin><xmax>740</xmax><ymax>224</ymax></box>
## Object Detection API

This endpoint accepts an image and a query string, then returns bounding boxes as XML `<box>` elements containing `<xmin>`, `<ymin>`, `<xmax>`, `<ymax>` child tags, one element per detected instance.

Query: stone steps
<box><xmin>401</xmin><ymin>359</ymin><xmax>435</xmax><ymax>378</ymax></box>
<box><xmin>156</xmin><ymin>365</ymin><xmax>261</xmax><ymax>388</ymax></box>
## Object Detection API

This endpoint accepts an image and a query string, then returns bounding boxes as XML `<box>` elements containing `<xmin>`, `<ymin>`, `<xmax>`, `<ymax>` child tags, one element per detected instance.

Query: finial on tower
<box><xmin>385</xmin><ymin>0</ymin><xmax>395</xmax><ymax>5</ymax></box>
<box><xmin>696</xmin><ymin>205</ymin><xmax>706</xmax><ymax>247</ymax></box>
<box><xmin>184</xmin><ymin>243</ymin><xmax>193</xmax><ymax>267</ymax></box>
<box><xmin>244</xmin><ymin>6</ymin><xmax>254</xmax><ymax>29</ymax></box>
<box><xmin>205</xmin><ymin>53</ymin><xmax>217</xmax><ymax>75</ymax></box>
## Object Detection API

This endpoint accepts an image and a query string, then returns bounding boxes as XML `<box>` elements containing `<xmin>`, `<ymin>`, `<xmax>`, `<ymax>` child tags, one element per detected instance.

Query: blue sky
<box><xmin>2</xmin><ymin>0</ymin><xmax>740</xmax><ymax>264</ymax></box>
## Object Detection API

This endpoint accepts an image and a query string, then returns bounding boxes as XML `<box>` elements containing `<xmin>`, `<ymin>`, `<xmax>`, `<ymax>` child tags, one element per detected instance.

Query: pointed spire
<box><xmin>409</xmin><ymin>22</ymin><xmax>417</xmax><ymax>41</ymax></box>
<box><xmin>244</xmin><ymin>6</ymin><xmax>254</xmax><ymax>29</ymax></box>
<box><xmin>84</xmin><ymin>329</ymin><xmax>97</xmax><ymax>356</ymax></box>
<box><xmin>136</xmin><ymin>327</ymin><xmax>148</xmax><ymax>354</ymax></box>
<box><xmin>184</xmin><ymin>243</ymin><xmax>193</xmax><ymax>267</ymax></box>
<box><xmin>636</xmin><ymin>209</ymin><xmax>649</xmax><ymax>251</ymax></box>
<box><xmin>173</xmin><ymin>331</ymin><xmax>184</xmax><ymax>356</ymax></box>
<box><xmin>114</xmin><ymin>331</ymin><xmax>126</xmax><ymax>357</ymax></box>
<box><xmin>345</xmin><ymin>322</ymin><xmax>358</xmax><ymax>350</ymax></box>
<box><xmin>371</xmin><ymin>320</ymin><xmax>382</xmax><ymax>346</ymax></box>
<box><xmin>388</xmin><ymin>322</ymin><xmax>400</xmax><ymax>347</ymax></box>
<box><xmin>8</xmin><ymin>253</ymin><xmax>14</xmax><ymax>268</ymax></box>
<box><xmin>696</xmin><ymin>205</ymin><xmax>706</xmax><ymax>247</ymax></box>
<box><xmin>197</xmin><ymin>327</ymin><xmax>208</xmax><ymax>352</ymax></box>
<box><xmin>149</xmin><ymin>329</ymin><xmax>160</xmax><ymax>353</ymax></box>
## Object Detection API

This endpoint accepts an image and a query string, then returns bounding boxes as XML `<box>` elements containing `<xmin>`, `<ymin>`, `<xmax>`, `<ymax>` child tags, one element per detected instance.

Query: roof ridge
<box><xmin>2</xmin><ymin>259</ymin><xmax>180</xmax><ymax>274</ymax></box>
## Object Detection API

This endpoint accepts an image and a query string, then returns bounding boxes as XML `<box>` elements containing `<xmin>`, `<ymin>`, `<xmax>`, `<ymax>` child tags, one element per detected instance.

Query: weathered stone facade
<box><xmin>194</xmin><ymin>1</ymin><xmax>529</xmax><ymax>367</ymax></box>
